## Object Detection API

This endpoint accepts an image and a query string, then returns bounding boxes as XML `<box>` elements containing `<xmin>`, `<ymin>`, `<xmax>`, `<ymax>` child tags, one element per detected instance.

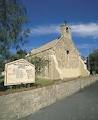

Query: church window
<box><xmin>66</xmin><ymin>27</ymin><xmax>69</xmax><ymax>33</ymax></box>
<box><xmin>66</xmin><ymin>50</ymin><xmax>69</xmax><ymax>55</ymax></box>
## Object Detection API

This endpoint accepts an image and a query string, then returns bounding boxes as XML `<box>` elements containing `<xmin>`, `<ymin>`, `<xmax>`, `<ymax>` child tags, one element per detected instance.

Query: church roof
<box><xmin>31</xmin><ymin>38</ymin><xmax>60</xmax><ymax>55</ymax></box>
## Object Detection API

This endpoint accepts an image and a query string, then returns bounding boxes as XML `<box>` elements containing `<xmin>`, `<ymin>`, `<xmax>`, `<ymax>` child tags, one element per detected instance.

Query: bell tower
<box><xmin>60</xmin><ymin>22</ymin><xmax>78</xmax><ymax>53</ymax></box>
<box><xmin>60</xmin><ymin>22</ymin><xmax>72</xmax><ymax>39</ymax></box>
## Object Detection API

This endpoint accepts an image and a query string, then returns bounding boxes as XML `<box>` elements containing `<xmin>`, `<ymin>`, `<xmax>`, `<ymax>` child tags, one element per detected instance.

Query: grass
<box><xmin>0</xmin><ymin>76</ymin><xmax>55</xmax><ymax>87</ymax></box>
<box><xmin>4</xmin><ymin>79</ymin><xmax>55</xmax><ymax>94</ymax></box>
<box><xmin>36</xmin><ymin>78</ymin><xmax>55</xmax><ymax>87</ymax></box>
<box><xmin>0</xmin><ymin>77</ymin><xmax>56</xmax><ymax>95</ymax></box>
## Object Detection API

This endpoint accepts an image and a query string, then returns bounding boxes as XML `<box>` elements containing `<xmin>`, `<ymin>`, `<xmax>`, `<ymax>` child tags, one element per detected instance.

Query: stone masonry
<box><xmin>27</xmin><ymin>24</ymin><xmax>90</xmax><ymax>80</ymax></box>
<box><xmin>0</xmin><ymin>75</ymin><xmax>98</xmax><ymax>120</ymax></box>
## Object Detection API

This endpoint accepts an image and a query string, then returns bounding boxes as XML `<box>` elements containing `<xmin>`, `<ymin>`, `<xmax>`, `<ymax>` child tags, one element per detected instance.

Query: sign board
<box><xmin>4</xmin><ymin>59</ymin><xmax>35</xmax><ymax>86</ymax></box>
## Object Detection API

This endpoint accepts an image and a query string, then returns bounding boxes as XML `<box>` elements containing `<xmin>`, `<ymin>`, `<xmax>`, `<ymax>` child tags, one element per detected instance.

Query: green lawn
<box><xmin>36</xmin><ymin>78</ymin><xmax>55</xmax><ymax>87</ymax></box>
<box><xmin>0</xmin><ymin>77</ymin><xmax>55</xmax><ymax>87</ymax></box>
<box><xmin>0</xmin><ymin>77</ymin><xmax>56</xmax><ymax>95</ymax></box>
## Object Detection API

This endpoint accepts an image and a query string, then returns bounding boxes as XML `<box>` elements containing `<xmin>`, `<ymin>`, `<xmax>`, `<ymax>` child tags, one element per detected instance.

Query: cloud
<box><xmin>28</xmin><ymin>25</ymin><xmax>60</xmax><ymax>36</ymax></box>
<box><xmin>26</xmin><ymin>22</ymin><xmax>98</xmax><ymax>38</ymax></box>
<box><xmin>71</xmin><ymin>23</ymin><xmax>98</xmax><ymax>38</ymax></box>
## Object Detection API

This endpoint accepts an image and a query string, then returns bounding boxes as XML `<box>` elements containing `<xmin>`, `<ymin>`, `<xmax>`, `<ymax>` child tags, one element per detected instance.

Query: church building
<box><xmin>27</xmin><ymin>24</ymin><xmax>90</xmax><ymax>80</ymax></box>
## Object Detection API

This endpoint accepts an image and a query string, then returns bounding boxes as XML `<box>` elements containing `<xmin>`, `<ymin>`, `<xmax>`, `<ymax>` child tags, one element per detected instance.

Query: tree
<box><xmin>16</xmin><ymin>49</ymin><xmax>27</xmax><ymax>59</ymax></box>
<box><xmin>9</xmin><ymin>49</ymin><xmax>27</xmax><ymax>61</ymax></box>
<box><xmin>0</xmin><ymin>59</ymin><xmax>5</xmax><ymax>73</ymax></box>
<box><xmin>0</xmin><ymin>48</ymin><xmax>27</xmax><ymax>73</ymax></box>
<box><xmin>30</xmin><ymin>57</ymin><xmax>49</xmax><ymax>75</ymax></box>
<box><xmin>0</xmin><ymin>0</ymin><xmax>27</xmax><ymax>59</ymax></box>
<box><xmin>87</xmin><ymin>49</ymin><xmax>98</xmax><ymax>74</ymax></box>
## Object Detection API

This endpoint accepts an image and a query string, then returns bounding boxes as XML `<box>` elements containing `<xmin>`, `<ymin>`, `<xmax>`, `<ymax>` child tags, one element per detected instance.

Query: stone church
<box><xmin>27</xmin><ymin>24</ymin><xmax>90</xmax><ymax>80</ymax></box>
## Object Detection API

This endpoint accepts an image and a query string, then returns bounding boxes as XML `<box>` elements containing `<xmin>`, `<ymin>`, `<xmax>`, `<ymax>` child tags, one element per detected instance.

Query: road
<box><xmin>21</xmin><ymin>82</ymin><xmax>98</xmax><ymax>120</ymax></box>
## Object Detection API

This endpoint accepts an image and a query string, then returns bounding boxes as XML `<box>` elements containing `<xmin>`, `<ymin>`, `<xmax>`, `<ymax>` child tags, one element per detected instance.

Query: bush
<box><xmin>87</xmin><ymin>49</ymin><xmax>98</xmax><ymax>74</ymax></box>
<box><xmin>30</xmin><ymin>56</ymin><xmax>49</xmax><ymax>74</ymax></box>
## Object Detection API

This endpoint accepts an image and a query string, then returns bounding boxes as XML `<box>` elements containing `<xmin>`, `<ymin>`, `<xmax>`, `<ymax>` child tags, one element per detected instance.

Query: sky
<box><xmin>21</xmin><ymin>0</ymin><xmax>98</xmax><ymax>57</ymax></box>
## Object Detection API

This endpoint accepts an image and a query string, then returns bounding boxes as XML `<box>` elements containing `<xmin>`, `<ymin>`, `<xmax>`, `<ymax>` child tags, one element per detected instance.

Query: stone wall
<box><xmin>0</xmin><ymin>75</ymin><xmax>98</xmax><ymax>120</ymax></box>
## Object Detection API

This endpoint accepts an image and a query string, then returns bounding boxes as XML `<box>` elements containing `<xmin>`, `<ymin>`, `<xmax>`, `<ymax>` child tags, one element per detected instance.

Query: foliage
<box><xmin>30</xmin><ymin>56</ymin><xmax>49</xmax><ymax>74</ymax></box>
<box><xmin>16</xmin><ymin>49</ymin><xmax>27</xmax><ymax>58</ymax></box>
<box><xmin>9</xmin><ymin>49</ymin><xmax>27</xmax><ymax>61</ymax></box>
<box><xmin>0</xmin><ymin>59</ymin><xmax>5</xmax><ymax>73</ymax></box>
<box><xmin>87</xmin><ymin>49</ymin><xmax>98</xmax><ymax>74</ymax></box>
<box><xmin>0</xmin><ymin>49</ymin><xmax>27</xmax><ymax>73</ymax></box>
<box><xmin>0</xmin><ymin>0</ymin><xmax>27</xmax><ymax>59</ymax></box>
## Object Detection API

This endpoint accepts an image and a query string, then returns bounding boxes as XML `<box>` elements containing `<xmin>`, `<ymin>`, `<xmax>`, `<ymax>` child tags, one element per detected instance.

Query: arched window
<box><xmin>66</xmin><ymin>50</ymin><xmax>69</xmax><ymax>55</ymax></box>
<box><xmin>66</xmin><ymin>27</ymin><xmax>69</xmax><ymax>33</ymax></box>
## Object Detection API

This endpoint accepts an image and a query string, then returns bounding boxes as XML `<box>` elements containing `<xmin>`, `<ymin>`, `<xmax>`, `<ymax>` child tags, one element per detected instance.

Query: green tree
<box><xmin>9</xmin><ymin>49</ymin><xmax>27</xmax><ymax>61</ymax></box>
<box><xmin>87</xmin><ymin>49</ymin><xmax>98</xmax><ymax>74</ymax></box>
<box><xmin>30</xmin><ymin>57</ymin><xmax>49</xmax><ymax>75</ymax></box>
<box><xmin>0</xmin><ymin>0</ymin><xmax>27</xmax><ymax>59</ymax></box>
<box><xmin>16</xmin><ymin>49</ymin><xmax>27</xmax><ymax>59</ymax></box>
<box><xmin>0</xmin><ymin>59</ymin><xmax>5</xmax><ymax>73</ymax></box>
<box><xmin>0</xmin><ymin>49</ymin><xmax>27</xmax><ymax>73</ymax></box>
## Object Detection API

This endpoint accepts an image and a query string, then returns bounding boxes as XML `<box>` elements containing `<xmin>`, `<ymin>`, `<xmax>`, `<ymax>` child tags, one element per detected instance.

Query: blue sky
<box><xmin>21</xmin><ymin>0</ymin><xmax>98</xmax><ymax>57</ymax></box>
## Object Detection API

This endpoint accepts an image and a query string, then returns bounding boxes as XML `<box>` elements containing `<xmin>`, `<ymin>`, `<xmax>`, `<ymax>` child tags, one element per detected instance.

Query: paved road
<box><xmin>21</xmin><ymin>82</ymin><xmax>98</xmax><ymax>120</ymax></box>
